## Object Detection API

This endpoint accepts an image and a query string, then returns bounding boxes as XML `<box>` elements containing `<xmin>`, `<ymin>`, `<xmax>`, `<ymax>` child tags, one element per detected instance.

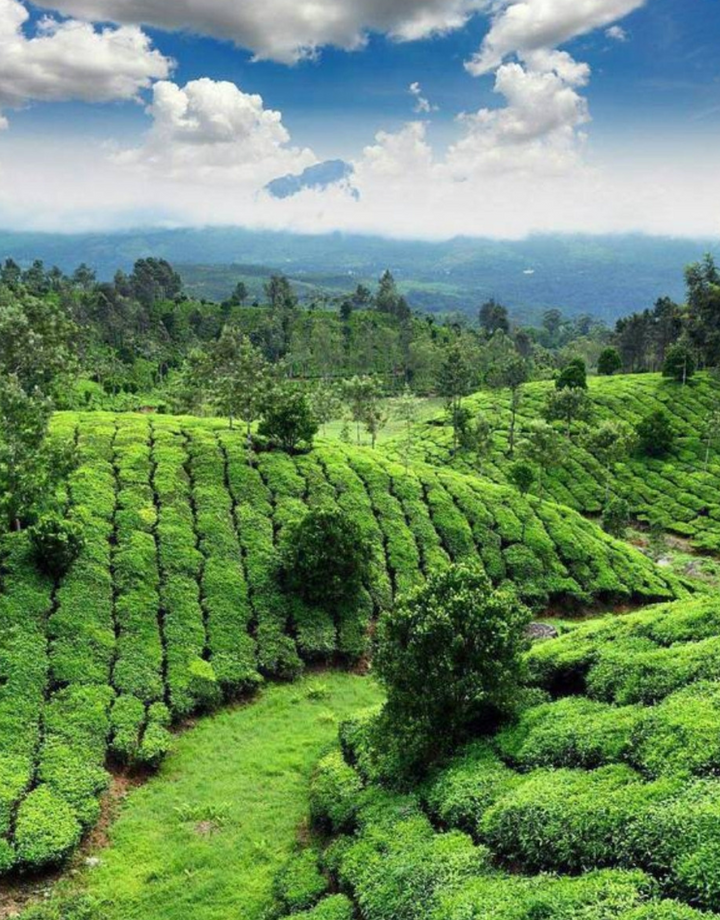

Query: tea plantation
<box><xmin>0</xmin><ymin>410</ymin><xmax>684</xmax><ymax>879</ymax></box>
<box><xmin>389</xmin><ymin>373</ymin><xmax>720</xmax><ymax>552</ymax></box>
<box><xmin>291</xmin><ymin>594</ymin><xmax>720</xmax><ymax>920</ymax></box>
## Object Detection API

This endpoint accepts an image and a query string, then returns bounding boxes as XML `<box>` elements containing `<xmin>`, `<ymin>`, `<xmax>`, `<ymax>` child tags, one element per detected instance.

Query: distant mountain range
<box><xmin>0</xmin><ymin>227</ymin><xmax>715</xmax><ymax>323</ymax></box>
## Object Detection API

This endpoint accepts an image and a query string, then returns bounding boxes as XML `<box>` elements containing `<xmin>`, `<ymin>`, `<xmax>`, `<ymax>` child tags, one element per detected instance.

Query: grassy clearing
<box><xmin>45</xmin><ymin>673</ymin><xmax>382</xmax><ymax>920</ymax></box>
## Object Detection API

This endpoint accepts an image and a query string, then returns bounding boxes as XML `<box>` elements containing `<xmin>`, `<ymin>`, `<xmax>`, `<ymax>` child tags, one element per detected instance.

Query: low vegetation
<box><xmin>290</xmin><ymin>593</ymin><xmax>720</xmax><ymax>920</ymax></box>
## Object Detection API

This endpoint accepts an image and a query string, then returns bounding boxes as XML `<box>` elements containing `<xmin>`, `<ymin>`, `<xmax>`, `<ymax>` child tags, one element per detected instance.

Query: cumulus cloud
<box><xmin>447</xmin><ymin>54</ymin><xmax>590</xmax><ymax>175</ymax></box>
<box><xmin>114</xmin><ymin>78</ymin><xmax>316</xmax><ymax>184</ymax></box>
<box><xmin>358</xmin><ymin>122</ymin><xmax>434</xmax><ymax>178</ymax></box>
<box><xmin>466</xmin><ymin>0</ymin><xmax>646</xmax><ymax>76</ymax></box>
<box><xmin>454</xmin><ymin>0</ymin><xmax>645</xmax><ymax>179</ymax></box>
<box><xmin>0</xmin><ymin>0</ymin><xmax>171</xmax><ymax>126</ymax></box>
<box><xmin>37</xmin><ymin>0</ymin><xmax>490</xmax><ymax>63</ymax></box>
<box><xmin>409</xmin><ymin>82</ymin><xmax>438</xmax><ymax>114</ymax></box>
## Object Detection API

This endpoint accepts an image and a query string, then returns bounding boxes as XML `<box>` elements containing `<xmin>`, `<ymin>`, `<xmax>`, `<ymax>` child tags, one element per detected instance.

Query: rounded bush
<box><xmin>273</xmin><ymin>850</ymin><xmax>328</xmax><ymax>914</ymax></box>
<box><xmin>29</xmin><ymin>514</ymin><xmax>84</xmax><ymax>578</ymax></box>
<box><xmin>14</xmin><ymin>785</ymin><xmax>82</xmax><ymax>869</ymax></box>
<box><xmin>309</xmin><ymin>751</ymin><xmax>363</xmax><ymax>832</ymax></box>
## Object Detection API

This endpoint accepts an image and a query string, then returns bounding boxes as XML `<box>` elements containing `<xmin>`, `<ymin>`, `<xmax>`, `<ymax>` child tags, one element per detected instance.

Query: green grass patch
<box><xmin>46</xmin><ymin>673</ymin><xmax>382</xmax><ymax>920</ymax></box>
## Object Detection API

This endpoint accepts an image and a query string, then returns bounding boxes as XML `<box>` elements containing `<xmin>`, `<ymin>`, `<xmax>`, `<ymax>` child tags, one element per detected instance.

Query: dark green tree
<box><xmin>280</xmin><ymin>508</ymin><xmax>371</xmax><ymax>608</ymax></box>
<box><xmin>479</xmin><ymin>299</ymin><xmax>510</xmax><ymax>337</ymax></box>
<box><xmin>518</xmin><ymin>420</ymin><xmax>563</xmax><ymax>497</ymax></box>
<box><xmin>556</xmin><ymin>358</ymin><xmax>588</xmax><ymax>390</ymax></box>
<box><xmin>438</xmin><ymin>342</ymin><xmax>475</xmax><ymax>451</ymax></box>
<box><xmin>602</xmin><ymin>497</ymin><xmax>631</xmax><ymax>539</ymax></box>
<box><xmin>597</xmin><ymin>347</ymin><xmax>622</xmax><ymax>376</ymax></box>
<box><xmin>258</xmin><ymin>387</ymin><xmax>318</xmax><ymax>453</ymax></box>
<box><xmin>486</xmin><ymin>356</ymin><xmax>529</xmax><ymax>457</ymax></box>
<box><xmin>373</xmin><ymin>565</ymin><xmax>531</xmax><ymax>778</ymax></box>
<box><xmin>636</xmin><ymin>410</ymin><xmax>674</xmax><ymax>458</ymax></box>
<box><xmin>663</xmin><ymin>342</ymin><xmax>696</xmax><ymax>384</ymax></box>
<box><xmin>544</xmin><ymin>387</ymin><xmax>593</xmax><ymax>439</ymax></box>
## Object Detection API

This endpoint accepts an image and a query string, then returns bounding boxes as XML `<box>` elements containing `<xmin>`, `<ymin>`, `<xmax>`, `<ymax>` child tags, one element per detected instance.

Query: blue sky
<box><xmin>0</xmin><ymin>0</ymin><xmax>718</xmax><ymax>237</ymax></box>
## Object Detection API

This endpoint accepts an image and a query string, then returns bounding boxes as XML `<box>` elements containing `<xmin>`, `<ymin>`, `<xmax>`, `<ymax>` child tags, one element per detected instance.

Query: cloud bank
<box><xmin>0</xmin><ymin>0</ymin><xmax>171</xmax><ymax>128</ymax></box>
<box><xmin>37</xmin><ymin>0</ymin><xmax>490</xmax><ymax>63</ymax></box>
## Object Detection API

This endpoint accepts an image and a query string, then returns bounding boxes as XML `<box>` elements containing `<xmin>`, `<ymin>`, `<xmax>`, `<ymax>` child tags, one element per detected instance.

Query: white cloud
<box><xmin>37</xmin><ymin>0</ymin><xmax>490</xmax><ymax>63</ymax></box>
<box><xmin>409</xmin><ymin>81</ymin><xmax>438</xmax><ymax>114</ymax></box>
<box><xmin>446</xmin><ymin>54</ymin><xmax>590</xmax><ymax>176</ymax></box>
<box><xmin>114</xmin><ymin>78</ymin><xmax>315</xmax><ymax>184</ymax></box>
<box><xmin>0</xmin><ymin>0</ymin><xmax>171</xmax><ymax>126</ymax></box>
<box><xmin>466</xmin><ymin>0</ymin><xmax>646</xmax><ymax>76</ymax></box>
<box><xmin>357</xmin><ymin>121</ymin><xmax>434</xmax><ymax>178</ymax></box>
<box><xmin>606</xmin><ymin>25</ymin><xmax>629</xmax><ymax>42</ymax></box>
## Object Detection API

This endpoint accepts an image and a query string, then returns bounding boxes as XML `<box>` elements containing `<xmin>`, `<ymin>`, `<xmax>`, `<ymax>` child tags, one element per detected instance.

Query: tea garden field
<box><xmin>391</xmin><ymin>373</ymin><xmax>720</xmax><ymax>552</ymax></box>
<box><xmin>3</xmin><ymin>371</ymin><xmax>720</xmax><ymax>920</ymax></box>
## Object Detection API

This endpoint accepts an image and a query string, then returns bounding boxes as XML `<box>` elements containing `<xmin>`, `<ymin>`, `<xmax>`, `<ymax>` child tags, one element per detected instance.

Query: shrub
<box><xmin>14</xmin><ymin>785</ymin><xmax>82</xmax><ymax>869</ymax></box>
<box><xmin>374</xmin><ymin>565</ymin><xmax>531</xmax><ymax>778</ymax></box>
<box><xmin>29</xmin><ymin>514</ymin><xmax>84</xmax><ymax>578</ymax></box>
<box><xmin>556</xmin><ymin>359</ymin><xmax>588</xmax><ymax>390</ymax></box>
<box><xmin>636</xmin><ymin>411</ymin><xmax>674</xmax><ymax>458</ymax></box>
<box><xmin>274</xmin><ymin>850</ymin><xmax>328</xmax><ymax>914</ymax></box>
<box><xmin>280</xmin><ymin>508</ymin><xmax>371</xmax><ymax>609</ymax></box>
<box><xmin>259</xmin><ymin>388</ymin><xmax>319</xmax><ymax>453</ymax></box>
<box><xmin>630</xmin><ymin>682</ymin><xmax>720</xmax><ymax>778</ymax></box>
<box><xmin>278</xmin><ymin>895</ymin><xmax>354</xmax><ymax>920</ymax></box>
<box><xmin>496</xmin><ymin>697</ymin><xmax>640</xmax><ymax>771</ymax></box>
<box><xmin>309</xmin><ymin>751</ymin><xmax>363</xmax><ymax>832</ymax></box>
<box><xmin>423</xmin><ymin>741</ymin><xmax>523</xmax><ymax>837</ymax></box>
<box><xmin>481</xmin><ymin>765</ymin><xmax>667</xmax><ymax>873</ymax></box>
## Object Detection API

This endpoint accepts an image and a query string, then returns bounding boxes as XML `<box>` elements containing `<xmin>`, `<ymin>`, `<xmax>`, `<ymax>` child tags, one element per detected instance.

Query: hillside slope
<box><xmin>389</xmin><ymin>373</ymin><xmax>720</xmax><ymax>552</ymax></box>
<box><xmin>295</xmin><ymin>594</ymin><xmax>720</xmax><ymax>920</ymax></box>
<box><xmin>0</xmin><ymin>412</ymin><xmax>684</xmax><ymax>877</ymax></box>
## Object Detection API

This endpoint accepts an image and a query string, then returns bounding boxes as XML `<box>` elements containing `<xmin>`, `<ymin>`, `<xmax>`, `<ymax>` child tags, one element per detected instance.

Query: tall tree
<box><xmin>543</xmin><ymin>388</ymin><xmax>593</xmax><ymax>440</ymax></box>
<box><xmin>438</xmin><ymin>342</ymin><xmax>475</xmax><ymax>451</ymax></box>
<box><xmin>686</xmin><ymin>254</ymin><xmax>720</xmax><ymax>367</ymax></box>
<box><xmin>486</xmin><ymin>356</ymin><xmax>528</xmax><ymax>457</ymax></box>
<box><xmin>479</xmin><ymin>299</ymin><xmax>510</xmax><ymax>337</ymax></box>
<box><xmin>195</xmin><ymin>327</ymin><xmax>271</xmax><ymax>447</ymax></box>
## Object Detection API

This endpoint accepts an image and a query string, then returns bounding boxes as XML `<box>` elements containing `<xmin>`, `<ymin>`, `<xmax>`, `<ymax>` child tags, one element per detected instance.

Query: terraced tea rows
<box><xmin>0</xmin><ymin>412</ymin><xmax>684</xmax><ymax>877</ymax></box>
<box><xmin>390</xmin><ymin>373</ymin><xmax>720</xmax><ymax>552</ymax></box>
<box><xmin>298</xmin><ymin>595</ymin><xmax>720</xmax><ymax>920</ymax></box>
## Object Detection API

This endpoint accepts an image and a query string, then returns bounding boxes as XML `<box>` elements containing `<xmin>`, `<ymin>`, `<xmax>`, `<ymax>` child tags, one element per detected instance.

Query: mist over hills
<box><xmin>0</xmin><ymin>227</ymin><xmax>714</xmax><ymax>323</ymax></box>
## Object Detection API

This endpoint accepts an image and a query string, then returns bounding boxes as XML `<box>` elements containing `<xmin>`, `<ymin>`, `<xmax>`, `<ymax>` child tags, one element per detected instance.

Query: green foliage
<box><xmin>309</xmin><ymin>750</ymin><xmax>363</xmax><ymax>832</ymax></box>
<box><xmin>280</xmin><ymin>508</ymin><xmax>371</xmax><ymax>609</ymax></box>
<box><xmin>603</xmin><ymin>497</ymin><xmax>631</xmax><ymax>538</ymax></box>
<box><xmin>279</xmin><ymin>895</ymin><xmax>354</xmax><ymax>920</ymax></box>
<box><xmin>14</xmin><ymin>785</ymin><xmax>82</xmax><ymax>869</ymax></box>
<box><xmin>508</xmin><ymin>461</ymin><xmax>535</xmax><ymax>497</ymax></box>
<box><xmin>373</xmin><ymin>565</ymin><xmax>531</xmax><ymax>777</ymax></box>
<box><xmin>598</xmin><ymin>347</ymin><xmax>623</xmax><ymax>376</ymax></box>
<box><xmin>556</xmin><ymin>358</ymin><xmax>588</xmax><ymax>390</ymax></box>
<box><xmin>29</xmin><ymin>513</ymin><xmax>84</xmax><ymax>577</ymax></box>
<box><xmin>636</xmin><ymin>410</ymin><xmax>675</xmax><ymax>458</ymax></box>
<box><xmin>259</xmin><ymin>387</ymin><xmax>319</xmax><ymax>453</ymax></box>
<box><xmin>273</xmin><ymin>850</ymin><xmax>328</xmax><ymax>914</ymax></box>
<box><xmin>663</xmin><ymin>344</ymin><xmax>696</xmax><ymax>383</ymax></box>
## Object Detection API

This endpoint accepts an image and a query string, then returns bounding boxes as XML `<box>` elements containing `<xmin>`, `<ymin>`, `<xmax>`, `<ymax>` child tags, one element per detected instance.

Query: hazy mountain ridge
<box><xmin>0</xmin><ymin>228</ymin><xmax>714</xmax><ymax>322</ymax></box>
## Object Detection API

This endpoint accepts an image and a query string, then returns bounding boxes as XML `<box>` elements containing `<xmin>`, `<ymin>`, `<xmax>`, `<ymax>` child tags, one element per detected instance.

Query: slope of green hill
<box><xmin>0</xmin><ymin>411</ymin><xmax>684</xmax><ymax>877</ymax></box>
<box><xmin>388</xmin><ymin>373</ymin><xmax>720</xmax><ymax>552</ymax></box>
<box><xmin>291</xmin><ymin>594</ymin><xmax>720</xmax><ymax>920</ymax></box>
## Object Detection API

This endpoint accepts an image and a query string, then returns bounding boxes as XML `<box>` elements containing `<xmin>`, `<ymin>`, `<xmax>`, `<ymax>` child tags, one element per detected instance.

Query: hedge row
<box><xmin>0</xmin><ymin>410</ymin><xmax>688</xmax><ymax>877</ymax></box>
<box><xmin>304</xmin><ymin>752</ymin><xmax>717</xmax><ymax>920</ymax></box>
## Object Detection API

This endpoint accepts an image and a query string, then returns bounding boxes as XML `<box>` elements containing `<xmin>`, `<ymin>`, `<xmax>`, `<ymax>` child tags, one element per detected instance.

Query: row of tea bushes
<box><xmin>390</xmin><ymin>373</ymin><xmax>720</xmax><ymax>552</ymax></box>
<box><xmin>0</xmin><ymin>411</ymin><xmax>685</xmax><ymax>876</ymax></box>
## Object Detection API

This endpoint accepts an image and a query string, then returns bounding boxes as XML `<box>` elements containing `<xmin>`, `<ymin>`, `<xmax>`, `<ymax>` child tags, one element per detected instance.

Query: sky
<box><xmin>0</xmin><ymin>0</ymin><xmax>718</xmax><ymax>239</ymax></box>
